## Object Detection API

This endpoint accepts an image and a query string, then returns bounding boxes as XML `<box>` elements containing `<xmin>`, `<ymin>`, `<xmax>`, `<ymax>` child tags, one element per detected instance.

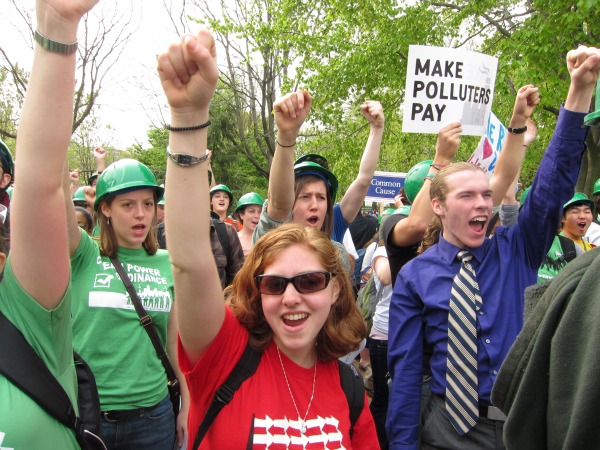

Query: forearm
<box><xmin>166</xmin><ymin>111</ymin><xmax>211</xmax><ymax>270</ymax></box>
<box><xmin>490</xmin><ymin>118</ymin><xmax>527</xmax><ymax>206</ymax></box>
<box><xmin>340</xmin><ymin>126</ymin><xmax>384</xmax><ymax>222</ymax></box>
<box><xmin>10</xmin><ymin>11</ymin><xmax>81</xmax><ymax>308</ymax></box>
<box><xmin>267</xmin><ymin>139</ymin><xmax>297</xmax><ymax>220</ymax></box>
<box><xmin>165</xmin><ymin>110</ymin><xmax>225</xmax><ymax>363</ymax></box>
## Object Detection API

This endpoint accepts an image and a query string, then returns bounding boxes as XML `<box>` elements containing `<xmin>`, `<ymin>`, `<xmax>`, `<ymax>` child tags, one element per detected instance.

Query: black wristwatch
<box><xmin>166</xmin><ymin>147</ymin><xmax>209</xmax><ymax>167</ymax></box>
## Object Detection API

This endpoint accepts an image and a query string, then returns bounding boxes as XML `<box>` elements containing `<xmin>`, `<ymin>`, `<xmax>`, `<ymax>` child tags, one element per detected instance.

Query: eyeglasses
<box><xmin>255</xmin><ymin>271</ymin><xmax>333</xmax><ymax>295</ymax></box>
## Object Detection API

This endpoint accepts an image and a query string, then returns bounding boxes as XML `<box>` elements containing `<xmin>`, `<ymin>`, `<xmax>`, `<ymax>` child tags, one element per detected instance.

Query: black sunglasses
<box><xmin>255</xmin><ymin>271</ymin><xmax>334</xmax><ymax>295</ymax></box>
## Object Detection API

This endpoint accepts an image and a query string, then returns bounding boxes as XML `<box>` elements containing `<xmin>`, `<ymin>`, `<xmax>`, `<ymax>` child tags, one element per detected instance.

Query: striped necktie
<box><xmin>445</xmin><ymin>250</ymin><xmax>482</xmax><ymax>435</ymax></box>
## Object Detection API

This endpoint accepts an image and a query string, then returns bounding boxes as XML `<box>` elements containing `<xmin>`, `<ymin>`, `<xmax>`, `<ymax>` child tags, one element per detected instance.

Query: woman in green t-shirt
<box><xmin>65</xmin><ymin>157</ymin><xmax>187</xmax><ymax>450</ymax></box>
<box><xmin>0</xmin><ymin>0</ymin><xmax>99</xmax><ymax>448</ymax></box>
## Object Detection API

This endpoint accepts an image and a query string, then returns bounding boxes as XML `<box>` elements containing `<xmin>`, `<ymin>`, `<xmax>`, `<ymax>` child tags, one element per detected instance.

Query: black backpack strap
<box><xmin>0</xmin><ymin>311</ymin><xmax>106</xmax><ymax>450</ymax></box>
<box><xmin>558</xmin><ymin>235</ymin><xmax>577</xmax><ymax>262</ymax></box>
<box><xmin>214</xmin><ymin>219</ymin><xmax>233</xmax><ymax>263</ymax></box>
<box><xmin>0</xmin><ymin>311</ymin><xmax>81</xmax><ymax>431</ymax></box>
<box><xmin>193</xmin><ymin>343</ymin><xmax>262</xmax><ymax>449</ymax></box>
<box><xmin>337</xmin><ymin>360</ymin><xmax>365</xmax><ymax>438</ymax></box>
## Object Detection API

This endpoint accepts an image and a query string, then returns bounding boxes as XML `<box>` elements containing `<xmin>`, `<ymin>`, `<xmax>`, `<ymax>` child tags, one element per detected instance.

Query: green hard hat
<box><xmin>157</xmin><ymin>184</ymin><xmax>165</xmax><ymax>206</ymax></box>
<box><xmin>593</xmin><ymin>178</ymin><xmax>600</xmax><ymax>196</ymax></box>
<box><xmin>293</xmin><ymin>161</ymin><xmax>339</xmax><ymax>203</ymax></box>
<box><xmin>404</xmin><ymin>160</ymin><xmax>433</xmax><ymax>204</ymax></box>
<box><xmin>563</xmin><ymin>192</ymin><xmax>594</xmax><ymax>211</ymax></box>
<box><xmin>519</xmin><ymin>186</ymin><xmax>531</xmax><ymax>208</ymax></box>
<box><xmin>72</xmin><ymin>186</ymin><xmax>87</xmax><ymax>202</ymax></box>
<box><xmin>210</xmin><ymin>184</ymin><xmax>233</xmax><ymax>203</ymax></box>
<box><xmin>0</xmin><ymin>138</ymin><xmax>15</xmax><ymax>184</ymax></box>
<box><xmin>94</xmin><ymin>159</ymin><xmax>163</xmax><ymax>211</ymax></box>
<box><xmin>235</xmin><ymin>192</ymin><xmax>264</xmax><ymax>213</ymax></box>
<box><xmin>294</xmin><ymin>154</ymin><xmax>330</xmax><ymax>169</ymax></box>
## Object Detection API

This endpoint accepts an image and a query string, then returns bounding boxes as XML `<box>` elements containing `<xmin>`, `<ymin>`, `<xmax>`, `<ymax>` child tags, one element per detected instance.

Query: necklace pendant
<box><xmin>300</xmin><ymin>422</ymin><xmax>307</xmax><ymax>434</ymax></box>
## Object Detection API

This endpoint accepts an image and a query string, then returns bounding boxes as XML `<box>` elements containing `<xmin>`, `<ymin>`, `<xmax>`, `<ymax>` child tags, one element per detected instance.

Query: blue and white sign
<box><xmin>366</xmin><ymin>171</ymin><xmax>406</xmax><ymax>202</ymax></box>
<box><xmin>467</xmin><ymin>111</ymin><xmax>507</xmax><ymax>179</ymax></box>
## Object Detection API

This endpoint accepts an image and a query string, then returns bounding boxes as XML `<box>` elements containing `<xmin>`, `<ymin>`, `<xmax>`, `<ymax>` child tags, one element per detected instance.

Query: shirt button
<box><xmin>485</xmin><ymin>339</ymin><xmax>491</xmax><ymax>344</ymax></box>
<box><xmin>493</xmin><ymin>370</ymin><xmax>498</xmax><ymax>375</ymax></box>
<box><xmin>478</xmin><ymin>311</ymin><xmax>484</xmax><ymax>315</ymax></box>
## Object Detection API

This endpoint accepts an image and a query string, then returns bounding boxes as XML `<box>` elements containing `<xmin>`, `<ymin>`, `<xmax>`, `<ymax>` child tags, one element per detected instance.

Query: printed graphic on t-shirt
<box><xmin>88</xmin><ymin>260</ymin><xmax>172</xmax><ymax>312</ymax></box>
<box><xmin>94</xmin><ymin>274</ymin><xmax>114</xmax><ymax>288</ymax></box>
<box><xmin>253</xmin><ymin>415</ymin><xmax>346</xmax><ymax>449</ymax></box>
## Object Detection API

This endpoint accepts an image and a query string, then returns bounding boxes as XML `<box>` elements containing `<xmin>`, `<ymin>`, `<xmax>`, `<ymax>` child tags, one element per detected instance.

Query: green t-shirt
<box><xmin>538</xmin><ymin>235</ymin><xmax>576</xmax><ymax>283</ymax></box>
<box><xmin>71</xmin><ymin>230</ymin><xmax>174</xmax><ymax>411</ymax></box>
<box><xmin>0</xmin><ymin>259</ymin><xmax>78</xmax><ymax>449</ymax></box>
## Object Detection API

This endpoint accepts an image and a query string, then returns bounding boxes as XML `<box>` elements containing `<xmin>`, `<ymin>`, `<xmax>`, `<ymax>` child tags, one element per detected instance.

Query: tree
<box><xmin>148</xmin><ymin>0</ymin><xmax>599</xmax><ymax>198</ymax></box>
<box><xmin>190</xmin><ymin>0</ymin><xmax>295</xmax><ymax>179</ymax></box>
<box><xmin>0</xmin><ymin>1</ymin><xmax>137</xmax><ymax>142</ymax></box>
<box><xmin>282</xmin><ymin>0</ymin><xmax>600</xmax><ymax>192</ymax></box>
<box><xmin>0</xmin><ymin>67</ymin><xmax>20</xmax><ymax>154</ymax></box>
<box><xmin>68</xmin><ymin>111</ymin><xmax>119</xmax><ymax>182</ymax></box>
<box><xmin>128</xmin><ymin>127</ymin><xmax>169</xmax><ymax>184</ymax></box>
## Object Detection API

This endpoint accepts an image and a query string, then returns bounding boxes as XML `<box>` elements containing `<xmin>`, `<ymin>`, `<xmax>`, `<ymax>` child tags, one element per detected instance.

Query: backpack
<box><xmin>351</xmin><ymin>248</ymin><xmax>367</xmax><ymax>293</ymax></box>
<box><xmin>557</xmin><ymin>235</ymin><xmax>577</xmax><ymax>263</ymax></box>
<box><xmin>357</xmin><ymin>270</ymin><xmax>382</xmax><ymax>333</ymax></box>
<box><xmin>192</xmin><ymin>343</ymin><xmax>365</xmax><ymax>449</ymax></box>
<box><xmin>0</xmin><ymin>311</ymin><xmax>105</xmax><ymax>450</ymax></box>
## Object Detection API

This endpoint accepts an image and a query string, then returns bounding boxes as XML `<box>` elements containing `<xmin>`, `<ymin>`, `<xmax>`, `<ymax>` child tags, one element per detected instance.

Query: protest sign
<box><xmin>366</xmin><ymin>171</ymin><xmax>406</xmax><ymax>202</ymax></box>
<box><xmin>402</xmin><ymin>45</ymin><xmax>498</xmax><ymax>136</ymax></box>
<box><xmin>467</xmin><ymin>111</ymin><xmax>507</xmax><ymax>178</ymax></box>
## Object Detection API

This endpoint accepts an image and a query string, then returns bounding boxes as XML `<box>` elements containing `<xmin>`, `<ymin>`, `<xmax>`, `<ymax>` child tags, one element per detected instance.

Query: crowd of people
<box><xmin>1</xmin><ymin>1</ymin><xmax>600</xmax><ymax>450</ymax></box>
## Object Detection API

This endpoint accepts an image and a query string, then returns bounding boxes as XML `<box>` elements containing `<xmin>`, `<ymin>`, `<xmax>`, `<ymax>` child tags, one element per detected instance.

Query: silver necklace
<box><xmin>276</xmin><ymin>346</ymin><xmax>316</xmax><ymax>434</ymax></box>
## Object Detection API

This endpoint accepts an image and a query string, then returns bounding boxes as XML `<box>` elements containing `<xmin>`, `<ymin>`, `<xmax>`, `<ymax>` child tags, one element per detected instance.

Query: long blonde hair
<box><xmin>418</xmin><ymin>162</ymin><xmax>483</xmax><ymax>254</ymax></box>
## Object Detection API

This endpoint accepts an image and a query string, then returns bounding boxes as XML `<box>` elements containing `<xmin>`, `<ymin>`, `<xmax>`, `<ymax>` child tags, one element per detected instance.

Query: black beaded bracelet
<box><xmin>507</xmin><ymin>125</ymin><xmax>527</xmax><ymax>134</ymax></box>
<box><xmin>276</xmin><ymin>140</ymin><xmax>296</xmax><ymax>148</ymax></box>
<box><xmin>166</xmin><ymin>120</ymin><xmax>211</xmax><ymax>132</ymax></box>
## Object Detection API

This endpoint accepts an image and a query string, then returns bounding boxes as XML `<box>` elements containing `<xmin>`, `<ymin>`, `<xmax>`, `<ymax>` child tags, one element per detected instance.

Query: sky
<box><xmin>0</xmin><ymin>1</ymin><xmax>204</xmax><ymax>149</ymax></box>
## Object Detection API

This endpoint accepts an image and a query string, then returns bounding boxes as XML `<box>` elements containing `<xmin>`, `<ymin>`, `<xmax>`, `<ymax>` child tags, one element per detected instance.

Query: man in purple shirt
<box><xmin>387</xmin><ymin>45</ymin><xmax>600</xmax><ymax>450</ymax></box>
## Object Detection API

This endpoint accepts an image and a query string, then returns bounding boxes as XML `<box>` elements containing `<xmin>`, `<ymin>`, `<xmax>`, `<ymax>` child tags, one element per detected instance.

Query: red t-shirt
<box><xmin>179</xmin><ymin>307</ymin><xmax>379</xmax><ymax>449</ymax></box>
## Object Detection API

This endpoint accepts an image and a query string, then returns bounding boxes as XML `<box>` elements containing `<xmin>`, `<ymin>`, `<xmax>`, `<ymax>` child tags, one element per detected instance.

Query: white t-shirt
<box><xmin>370</xmin><ymin>245</ymin><xmax>393</xmax><ymax>339</ymax></box>
<box><xmin>584</xmin><ymin>220</ymin><xmax>600</xmax><ymax>246</ymax></box>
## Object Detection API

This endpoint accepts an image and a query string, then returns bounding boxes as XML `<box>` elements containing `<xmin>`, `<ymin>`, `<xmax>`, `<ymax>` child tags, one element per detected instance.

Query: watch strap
<box><xmin>34</xmin><ymin>30</ymin><xmax>78</xmax><ymax>55</ymax></box>
<box><xmin>507</xmin><ymin>125</ymin><xmax>528</xmax><ymax>134</ymax></box>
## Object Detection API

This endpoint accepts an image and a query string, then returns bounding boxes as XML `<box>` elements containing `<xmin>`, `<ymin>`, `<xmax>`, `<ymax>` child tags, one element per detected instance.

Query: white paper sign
<box><xmin>402</xmin><ymin>45</ymin><xmax>498</xmax><ymax>136</ymax></box>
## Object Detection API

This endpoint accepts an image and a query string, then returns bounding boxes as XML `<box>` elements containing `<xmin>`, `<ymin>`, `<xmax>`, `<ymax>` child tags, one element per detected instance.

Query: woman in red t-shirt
<box><xmin>158</xmin><ymin>30</ymin><xmax>379</xmax><ymax>449</ymax></box>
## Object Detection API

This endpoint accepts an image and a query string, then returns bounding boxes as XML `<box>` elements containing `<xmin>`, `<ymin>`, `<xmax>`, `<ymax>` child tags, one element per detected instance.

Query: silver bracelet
<box><xmin>166</xmin><ymin>146</ymin><xmax>210</xmax><ymax>167</ymax></box>
<box><xmin>34</xmin><ymin>30</ymin><xmax>78</xmax><ymax>55</ymax></box>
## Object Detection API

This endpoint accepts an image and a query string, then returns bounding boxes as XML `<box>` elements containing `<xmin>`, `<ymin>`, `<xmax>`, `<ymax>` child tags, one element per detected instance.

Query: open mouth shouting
<box><xmin>469</xmin><ymin>216</ymin><xmax>487</xmax><ymax>233</ymax></box>
<box><xmin>306</xmin><ymin>216</ymin><xmax>319</xmax><ymax>227</ymax></box>
<box><xmin>132</xmin><ymin>223</ymin><xmax>146</xmax><ymax>236</ymax></box>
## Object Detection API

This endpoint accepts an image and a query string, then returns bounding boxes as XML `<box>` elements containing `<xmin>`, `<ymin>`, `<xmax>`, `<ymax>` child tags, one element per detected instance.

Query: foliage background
<box><xmin>1</xmin><ymin>0</ymin><xmax>599</xmax><ymax>201</ymax></box>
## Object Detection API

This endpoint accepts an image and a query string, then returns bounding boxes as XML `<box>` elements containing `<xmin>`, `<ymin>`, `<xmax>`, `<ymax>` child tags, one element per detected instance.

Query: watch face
<box><xmin>179</xmin><ymin>154</ymin><xmax>193</xmax><ymax>166</ymax></box>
